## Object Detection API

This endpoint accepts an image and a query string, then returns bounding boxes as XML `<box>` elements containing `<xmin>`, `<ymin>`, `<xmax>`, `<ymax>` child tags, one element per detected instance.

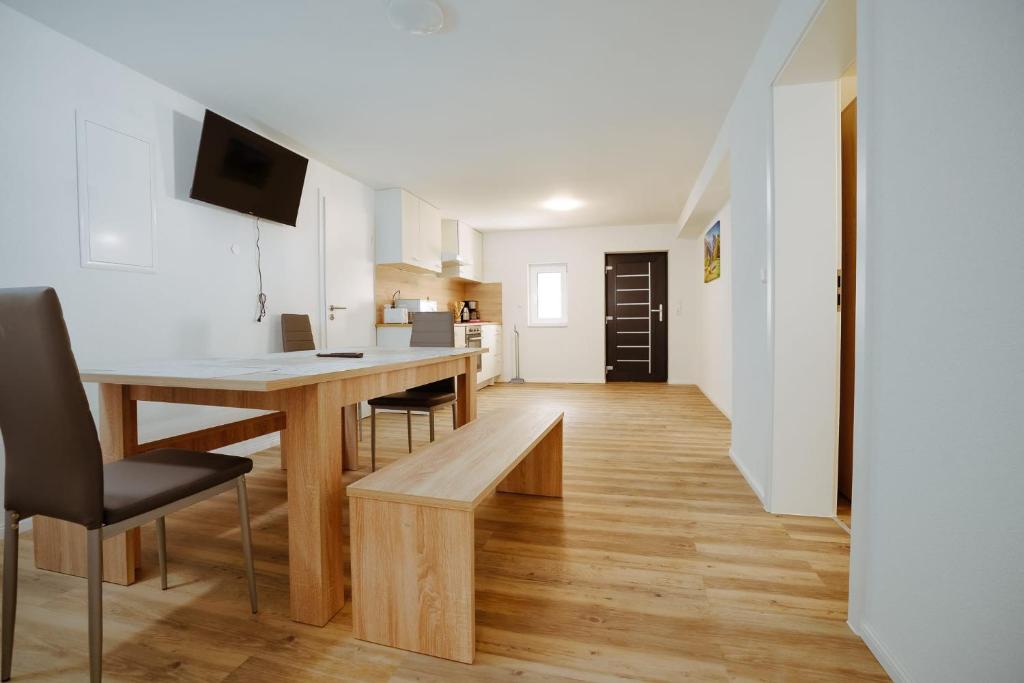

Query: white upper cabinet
<box><xmin>441</xmin><ymin>219</ymin><xmax>484</xmax><ymax>282</ymax></box>
<box><xmin>470</xmin><ymin>227</ymin><xmax>484</xmax><ymax>281</ymax></box>
<box><xmin>375</xmin><ymin>188</ymin><xmax>442</xmax><ymax>273</ymax></box>
<box><xmin>417</xmin><ymin>201</ymin><xmax>442</xmax><ymax>272</ymax></box>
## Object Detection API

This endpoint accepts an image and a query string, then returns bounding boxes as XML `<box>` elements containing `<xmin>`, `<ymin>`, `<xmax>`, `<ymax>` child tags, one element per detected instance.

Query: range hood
<box><xmin>441</xmin><ymin>219</ymin><xmax>474</xmax><ymax>265</ymax></box>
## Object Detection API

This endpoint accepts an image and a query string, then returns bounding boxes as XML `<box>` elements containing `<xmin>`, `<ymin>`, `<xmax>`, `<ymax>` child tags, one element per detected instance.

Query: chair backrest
<box><xmin>409</xmin><ymin>312</ymin><xmax>455</xmax><ymax>394</ymax></box>
<box><xmin>0</xmin><ymin>287</ymin><xmax>104</xmax><ymax>527</ymax></box>
<box><xmin>410</xmin><ymin>312</ymin><xmax>455</xmax><ymax>348</ymax></box>
<box><xmin>281</xmin><ymin>313</ymin><xmax>316</xmax><ymax>352</ymax></box>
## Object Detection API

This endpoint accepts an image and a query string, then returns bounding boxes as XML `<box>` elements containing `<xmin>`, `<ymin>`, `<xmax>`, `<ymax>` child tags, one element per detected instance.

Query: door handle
<box><xmin>651</xmin><ymin>304</ymin><xmax>663</xmax><ymax>322</ymax></box>
<box><xmin>328</xmin><ymin>304</ymin><xmax>346</xmax><ymax>320</ymax></box>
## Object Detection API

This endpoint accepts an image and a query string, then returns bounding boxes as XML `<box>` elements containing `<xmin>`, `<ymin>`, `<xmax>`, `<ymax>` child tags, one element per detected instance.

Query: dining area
<box><xmin>0</xmin><ymin>288</ymin><xmax>566</xmax><ymax>681</ymax></box>
<box><xmin>0</xmin><ymin>285</ymin><xmax>887</xmax><ymax>683</ymax></box>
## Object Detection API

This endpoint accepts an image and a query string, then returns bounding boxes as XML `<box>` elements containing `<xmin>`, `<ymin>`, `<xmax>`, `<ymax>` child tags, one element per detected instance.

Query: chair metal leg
<box><xmin>406</xmin><ymin>410</ymin><xmax>412</xmax><ymax>453</ymax></box>
<box><xmin>155</xmin><ymin>517</ymin><xmax>168</xmax><ymax>590</ymax></box>
<box><xmin>2</xmin><ymin>512</ymin><xmax>19</xmax><ymax>682</ymax></box>
<box><xmin>371</xmin><ymin>406</ymin><xmax>377</xmax><ymax>472</ymax></box>
<box><xmin>236</xmin><ymin>478</ymin><xmax>258</xmax><ymax>614</ymax></box>
<box><xmin>429</xmin><ymin>409</ymin><xmax>435</xmax><ymax>442</ymax></box>
<box><xmin>452</xmin><ymin>403</ymin><xmax>457</xmax><ymax>430</ymax></box>
<box><xmin>86</xmin><ymin>527</ymin><xmax>102</xmax><ymax>683</ymax></box>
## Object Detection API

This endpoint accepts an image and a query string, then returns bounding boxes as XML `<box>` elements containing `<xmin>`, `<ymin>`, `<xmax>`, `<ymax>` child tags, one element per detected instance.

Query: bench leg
<box><xmin>350</xmin><ymin>498</ymin><xmax>475</xmax><ymax>664</ymax></box>
<box><xmin>406</xmin><ymin>410</ymin><xmax>413</xmax><ymax>453</ymax></box>
<box><xmin>497</xmin><ymin>418</ymin><xmax>563</xmax><ymax>498</ymax></box>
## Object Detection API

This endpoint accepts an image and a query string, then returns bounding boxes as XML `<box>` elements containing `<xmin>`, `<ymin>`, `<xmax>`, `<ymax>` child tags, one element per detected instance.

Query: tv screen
<box><xmin>190</xmin><ymin>110</ymin><xmax>308</xmax><ymax>226</ymax></box>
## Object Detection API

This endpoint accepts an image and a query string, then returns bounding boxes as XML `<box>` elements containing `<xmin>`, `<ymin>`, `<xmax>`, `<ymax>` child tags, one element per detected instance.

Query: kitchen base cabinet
<box><xmin>377</xmin><ymin>325</ymin><xmax>412</xmax><ymax>348</ymax></box>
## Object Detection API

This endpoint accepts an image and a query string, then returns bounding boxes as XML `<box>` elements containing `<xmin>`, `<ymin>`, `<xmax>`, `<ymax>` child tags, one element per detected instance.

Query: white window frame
<box><xmin>528</xmin><ymin>263</ymin><xmax>568</xmax><ymax>327</ymax></box>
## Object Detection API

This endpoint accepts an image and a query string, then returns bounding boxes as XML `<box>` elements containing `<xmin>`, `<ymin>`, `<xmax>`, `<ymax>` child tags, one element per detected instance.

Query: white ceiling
<box><xmin>4</xmin><ymin>0</ymin><xmax>779</xmax><ymax>230</ymax></box>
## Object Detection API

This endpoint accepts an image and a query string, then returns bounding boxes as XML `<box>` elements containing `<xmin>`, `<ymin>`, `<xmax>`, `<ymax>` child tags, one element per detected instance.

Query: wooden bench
<box><xmin>347</xmin><ymin>406</ymin><xmax>564</xmax><ymax>664</ymax></box>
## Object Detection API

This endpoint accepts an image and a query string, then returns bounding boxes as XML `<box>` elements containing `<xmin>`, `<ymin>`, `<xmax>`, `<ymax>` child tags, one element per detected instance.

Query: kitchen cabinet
<box><xmin>376</xmin><ymin>325</ymin><xmax>412</xmax><ymax>348</ymax></box>
<box><xmin>441</xmin><ymin>219</ymin><xmax>484</xmax><ymax>282</ymax></box>
<box><xmin>379</xmin><ymin>322</ymin><xmax>500</xmax><ymax>386</ymax></box>
<box><xmin>417</xmin><ymin>201</ymin><xmax>442</xmax><ymax>270</ymax></box>
<box><xmin>471</xmin><ymin>228</ymin><xmax>484</xmax><ymax>281</ymax></box>
<box><xmin>375</xmin><ymin>188</ymin><xmax>442</xmax><ymax>273</ymax></box>
<box><xmin>479</xmin><ymin>324</ymin><xmax>501</xmax><ymax>385</ymax></box>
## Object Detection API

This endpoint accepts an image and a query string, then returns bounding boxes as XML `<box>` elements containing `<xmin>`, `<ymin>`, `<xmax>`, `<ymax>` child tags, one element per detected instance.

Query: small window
<box><xmin>528</xmin><ymin>263</ymin><xmax>568</xmax><ymax>327</ymax></box>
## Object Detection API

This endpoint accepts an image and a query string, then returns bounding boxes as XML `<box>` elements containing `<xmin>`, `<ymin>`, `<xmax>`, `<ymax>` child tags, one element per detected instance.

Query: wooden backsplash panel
<box><xmin>465</xmin><ymin>282</ymin><xmax>502</xmax><ymax>324</ymax></box>
<box><xmin>375</xmin><ymin>266</ymin><xmax>502</xmax><ymax>323</ymax></box>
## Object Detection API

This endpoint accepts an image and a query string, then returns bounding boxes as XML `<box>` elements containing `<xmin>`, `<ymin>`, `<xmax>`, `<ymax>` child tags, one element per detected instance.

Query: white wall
<box><xmin>0</xmin><ymin>5</ymin><xmax>375</xmax><ymax>509</ymax></box>
<box><xmin>770</xmin><ymin>81</ymin><xmax>840</xmax><ymax>517</ymax></box>
<box><xmin>848</xmin><ymin>1</ymin><xmax>1024</xmax><ymax>680</ymax></box>
<box><xmin>680</xmin><ymin>0</ymin><xmax>824</xmax><ymax>505</ymax></box>
<box><xmin>483</xmin><ymin>224</ymin><xmax>699</xmax><ymax>385</ymax></box>
<box><xmin>695</xmin><ymin>205</ymin><xmax>732</xmax><ymax>417</ymax></box>
<box><xmin>683</xmin><ymin>0</ymin><xmax>1024</xmax><ymax>678</ymax></box>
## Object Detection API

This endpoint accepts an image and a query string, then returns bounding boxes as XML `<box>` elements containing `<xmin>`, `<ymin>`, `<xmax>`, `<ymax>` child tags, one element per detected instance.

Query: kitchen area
<box><xmin>374</xmin><ymin>188</ymin><xmax>503</xmax><ymax>388</ymax></box>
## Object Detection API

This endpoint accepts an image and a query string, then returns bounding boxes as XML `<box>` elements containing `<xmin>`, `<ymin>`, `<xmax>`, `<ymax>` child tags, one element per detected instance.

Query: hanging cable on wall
<box><xmin>255</xmin><ymin>217</ymin><xmax>267</xmax><ymax>322</ymax></box>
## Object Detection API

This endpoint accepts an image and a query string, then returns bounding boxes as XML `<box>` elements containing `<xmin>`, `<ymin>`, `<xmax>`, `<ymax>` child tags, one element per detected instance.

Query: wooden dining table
<box><xmin>32</xmin><ymin>347</ymin><xmax>483</xmax><ymax>627</ymax></box>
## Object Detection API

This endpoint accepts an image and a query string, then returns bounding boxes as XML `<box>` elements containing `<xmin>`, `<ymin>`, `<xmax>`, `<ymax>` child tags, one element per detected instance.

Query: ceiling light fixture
<box><xmin>542</xmin><ymin>196</ymin><xmax>584</xmax><ymax>212</ymax></box>
<box><xmin>387</xmin><ymin>0</ymin><xmax>445</xmax><ymax>36</ymax></box>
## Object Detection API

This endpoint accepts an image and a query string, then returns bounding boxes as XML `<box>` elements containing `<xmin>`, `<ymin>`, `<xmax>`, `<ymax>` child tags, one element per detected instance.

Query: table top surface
<box><xmin>79</xmin><ymin>347</ymin><xmax>484</xmax><ymax>392</ymax></box>
<box><xmin>347</xmin><ymin>406</ymin><xmax>563</xmax><ymax>510</ymax></box>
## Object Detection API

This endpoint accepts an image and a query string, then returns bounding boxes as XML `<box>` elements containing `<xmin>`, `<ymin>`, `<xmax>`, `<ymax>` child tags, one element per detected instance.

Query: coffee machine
<box><xmin>458</xmin><ymin>299</ymin><xmax>479</xmax><ymax>323</ymax></box>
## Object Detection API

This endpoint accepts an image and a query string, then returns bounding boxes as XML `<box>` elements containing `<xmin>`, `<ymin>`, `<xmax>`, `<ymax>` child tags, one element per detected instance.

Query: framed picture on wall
<box><xmin>704</xmin><ymin>221</ymin><xmax>721</xmax><ymax>283</ymax></box>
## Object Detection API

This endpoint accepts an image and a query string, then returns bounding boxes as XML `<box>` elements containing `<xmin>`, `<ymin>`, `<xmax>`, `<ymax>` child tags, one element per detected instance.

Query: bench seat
<box><xmin>347</xmin><ymin>406</ymin><xmax>564</xmax><ymax>663</ymax></box>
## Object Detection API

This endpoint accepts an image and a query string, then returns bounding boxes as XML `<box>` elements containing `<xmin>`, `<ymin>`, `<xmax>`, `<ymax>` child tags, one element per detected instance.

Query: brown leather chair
<box><xmin>280</xmin><ymin>313</ymin><xmax>316</xmax><ymax>352</ymax></box>
<box><xmin>0</xmin><ymin>288</ymin><xmax>258</xmax><ymax>683</ymax></box>
<box><xmin>368</xmin><ymin>312</ymin><xmax>457</xmax><ymax>470</ymax></box>
<box><xmin>280</xmin><ymin>313</ymin><xmax>363</xmax><ymax>440</ymax></box>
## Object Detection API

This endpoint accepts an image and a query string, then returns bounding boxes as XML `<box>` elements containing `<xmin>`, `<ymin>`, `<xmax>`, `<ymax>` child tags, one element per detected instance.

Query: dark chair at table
<box><xmin>0</xmin><ymin>287</ymin><xmax>258</xmax><ymax>683</ymax></box>
<box><xmin>280</xmin><ymin>313</ymin><xmax>316</xmax><ymax>352</ymax></box>
<box><xmin>368</xmin><ymin>312</ymin><xmax>458</xmax><ymax>471</ymax></box>
<box><xmin>280</xmin><ymin>312</ymin><xmax>364</xmax><ymax>441</ymax></box>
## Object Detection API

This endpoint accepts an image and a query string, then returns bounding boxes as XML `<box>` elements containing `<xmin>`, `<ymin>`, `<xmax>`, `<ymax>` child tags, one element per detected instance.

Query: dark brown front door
<box><xmin>605</xmin><ymin>252</ymin><xmax>668</xmax><ymax>382</ymax></box>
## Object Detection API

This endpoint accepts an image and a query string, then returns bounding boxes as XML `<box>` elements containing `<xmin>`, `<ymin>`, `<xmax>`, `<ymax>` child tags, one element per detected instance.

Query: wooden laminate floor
<box><xmin>836</xmin><ymin>495</ymin><xmax>852</xmax><ymax>531</ymax></box>
<box><xmin>4</xmin><ymin>383</ymin><xmax>886</xmax><ymax>681</ymax></box>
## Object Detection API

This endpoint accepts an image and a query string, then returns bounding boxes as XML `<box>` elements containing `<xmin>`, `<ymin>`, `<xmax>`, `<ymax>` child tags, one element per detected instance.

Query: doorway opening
<box><xmin>769</xmin><ymin>0</ymin><xmax>856</xmax><ymax>526</ymax></box>
<box><xmin>837</xmin><ymin>71</ymin><xmax>857</xmax><ymax>530</ymax></box>
<box><xmin>604</xmin><ymin>252</ymin><xmax>668</xmax><ymax>382</ymax></box>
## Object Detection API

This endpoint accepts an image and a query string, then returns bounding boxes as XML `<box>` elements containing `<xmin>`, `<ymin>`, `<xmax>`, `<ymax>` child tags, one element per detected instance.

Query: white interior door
<box><xmin>319</xmin><ymin>187</ymin><xmax>375</xmax><ymax>350</ymax></box>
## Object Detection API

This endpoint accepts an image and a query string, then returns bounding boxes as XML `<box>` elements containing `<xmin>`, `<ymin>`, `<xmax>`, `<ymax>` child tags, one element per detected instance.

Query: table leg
<box><xmin>34</xmin><ymin>384</ymin><xmax>138</xmax><ymax>584</ymax></box>
<box><xmin>342</xmin><ymin>404</ymin><xmax>359</xmax><ymax>471</ymax></box>
<box><xmin>455</xmin><ymin>356</ymin><xmax>478</xmax><ymax>427</ymax></box>
<box><xmin>279</xmin><ymin>383</ymin><xmax>346</xmax><ymax>626</ymax></box>
<box><xmin>282</xmin><ymin>404</ymin><xmax>358</xmax><ymax>472</ymax></box>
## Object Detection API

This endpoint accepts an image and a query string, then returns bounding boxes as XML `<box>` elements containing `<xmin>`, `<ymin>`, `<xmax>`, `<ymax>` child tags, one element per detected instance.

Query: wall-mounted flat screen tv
<box><xmin>190</xmin><ymin>110</ymin><xmax>308</xmax><ymax>226</ymax></box>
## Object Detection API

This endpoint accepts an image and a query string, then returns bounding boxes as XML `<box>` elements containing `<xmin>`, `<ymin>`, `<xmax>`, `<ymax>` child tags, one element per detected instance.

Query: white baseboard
<box><xmin>729</xmin><ymin>447</ymin><xmax>767</xmax><ymax>510</ymax></box>
<box><xmin>853</xmin><ymin>619</ymin><xmax>913</xmax><ymax>683</ymax></box>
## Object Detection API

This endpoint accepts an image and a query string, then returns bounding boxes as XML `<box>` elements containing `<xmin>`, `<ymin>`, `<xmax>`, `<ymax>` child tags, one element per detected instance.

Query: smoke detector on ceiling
<box><xmin>387</xmin><ymin>0</ymin><xmax>445</xmax><ymax>36</ymax></box>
